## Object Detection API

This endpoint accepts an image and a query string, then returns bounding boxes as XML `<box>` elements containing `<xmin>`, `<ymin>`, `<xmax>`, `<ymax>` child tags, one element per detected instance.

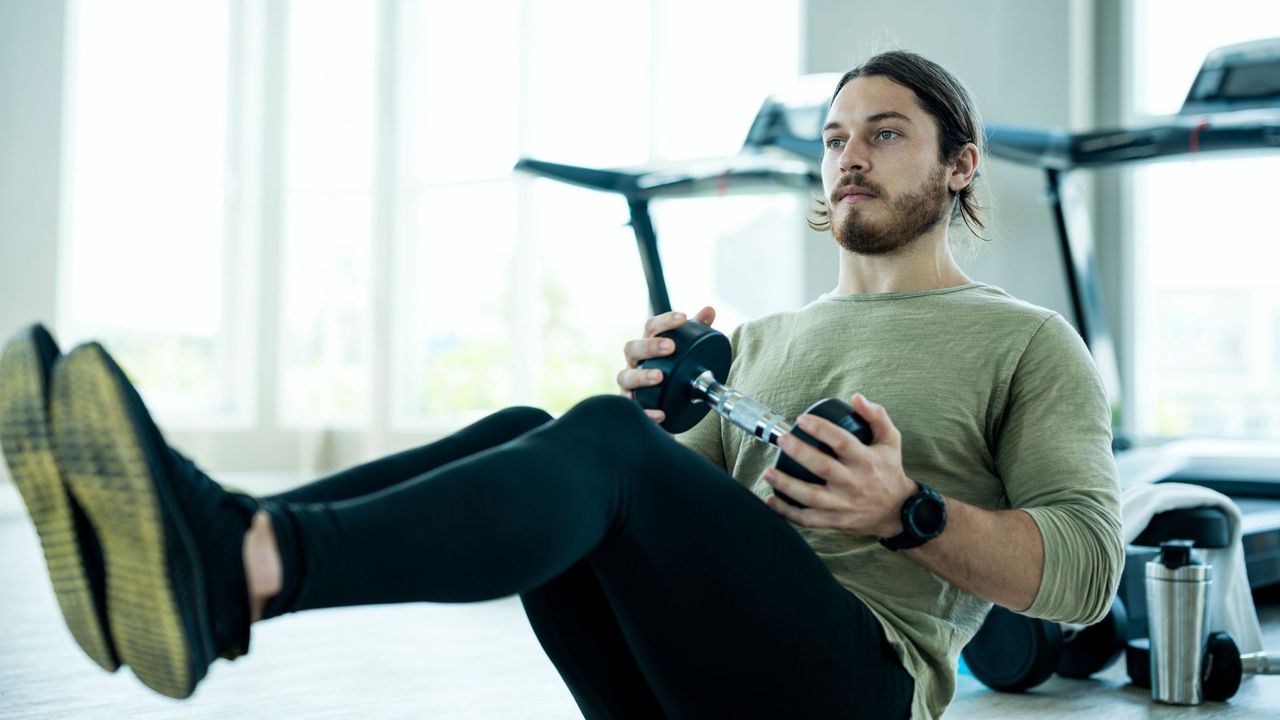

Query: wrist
<box><xmin>879</xmin><ymin>480</ymin><xmax>947</xmax><ymax>552</ymax></box>
<box><xmin>877</xmin><ymin>476</ymin><xmax>917</xmax><ymax>536</ymax></box>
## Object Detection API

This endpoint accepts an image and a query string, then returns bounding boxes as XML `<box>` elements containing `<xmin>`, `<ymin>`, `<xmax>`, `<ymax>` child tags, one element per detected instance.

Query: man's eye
<box><xmin>825</xmin><ymin>137</ymin><xmax>846</xmax><ymax>150</ymax></box>
<box><xmin>877</xmin><ymin>129</ymin><xmax>900</xmax><ymax>141</ymax></box>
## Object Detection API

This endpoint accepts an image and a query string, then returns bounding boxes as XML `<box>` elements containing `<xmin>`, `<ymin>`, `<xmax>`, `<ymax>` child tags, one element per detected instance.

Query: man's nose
<box><xmin>838</xmin><ymin>138</ymin><xmax>870</xmax><ymax>173</ymax></box>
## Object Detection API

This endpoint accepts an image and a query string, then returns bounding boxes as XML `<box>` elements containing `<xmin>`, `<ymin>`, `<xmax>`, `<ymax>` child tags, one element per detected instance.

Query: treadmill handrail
<box><xmin>987</xmin><ymin>110</ymin><xmax>1280</xmax><ymax>170</ymax></box>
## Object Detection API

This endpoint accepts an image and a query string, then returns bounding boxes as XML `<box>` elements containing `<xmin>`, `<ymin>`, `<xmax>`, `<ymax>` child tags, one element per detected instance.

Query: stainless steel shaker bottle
<box><xmin>1146</xmin><ymin>539</ymin><xmax>1212</xmax><ymax>705</ymax></box>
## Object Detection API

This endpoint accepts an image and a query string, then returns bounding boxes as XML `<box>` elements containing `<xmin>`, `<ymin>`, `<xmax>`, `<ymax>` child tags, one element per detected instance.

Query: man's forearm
<box><xmin>904</xmin><ymin>495</ymin><xmax>1044</xmax><ymax>612</ymax></box>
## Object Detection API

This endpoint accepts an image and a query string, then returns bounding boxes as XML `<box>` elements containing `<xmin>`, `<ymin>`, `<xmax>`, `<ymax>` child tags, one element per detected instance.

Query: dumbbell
<box><xmin>632</xmin><ymin>320</ymin><xmax>872</xmax><ymax>507</ymax></box>
<box><xmin>965</xmin><ymin>508</ymin><xmax>1235</xmax><ymax>693</ymax></box>
<box><xmin>961</xmin><ymin>598</ymin><xmax>1129</xmax><ymax>692</ymax></box>
<box><xmin>1127</xmin><ymin>632</ymin><xmax>1280</xmax><ymax>701</ymax></box>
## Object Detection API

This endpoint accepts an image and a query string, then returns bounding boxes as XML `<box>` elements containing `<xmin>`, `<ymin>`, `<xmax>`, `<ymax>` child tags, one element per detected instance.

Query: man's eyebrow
<box><xmin>823</xmin><ymin>111</ymin><xmax>915</xmax><ymax>134</ymax></box>
<box><xmin>866</xmin><ymin>111</ymin><xmax>914</xmax><ymax>125</ymax></box>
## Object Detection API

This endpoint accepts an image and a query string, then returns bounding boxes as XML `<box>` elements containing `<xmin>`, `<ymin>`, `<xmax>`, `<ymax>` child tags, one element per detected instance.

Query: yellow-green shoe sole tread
<box><xmin>55</xmin><ymin>345</ymin><xmax>197</xmax><ymax>699</ymax></box>
<box><xmin>0</xmin><ymin>334</ymin><xmax>118</xmax><ymax>672</ymax></box>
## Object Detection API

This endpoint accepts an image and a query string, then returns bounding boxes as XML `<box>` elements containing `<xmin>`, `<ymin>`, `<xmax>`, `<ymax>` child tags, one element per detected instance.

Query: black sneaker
<box><xmin>51</xmin><ymin>342</ymin><xmax>257</xmax><ymax>699</ymax></box>
<box><xmin>0</xmin><ymin>324</ymin><xmax>120</xmax><ymax>672</ymax></box>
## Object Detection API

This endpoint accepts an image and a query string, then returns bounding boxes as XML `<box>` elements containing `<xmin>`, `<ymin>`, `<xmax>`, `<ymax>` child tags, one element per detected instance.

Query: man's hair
<box><xmin>808</xmin><ymin>50</ymin><xmax>987</xmax><ymax>237</ymax></box>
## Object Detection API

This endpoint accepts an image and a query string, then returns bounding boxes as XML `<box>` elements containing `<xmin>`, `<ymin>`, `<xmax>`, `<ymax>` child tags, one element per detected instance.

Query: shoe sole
<box><xmin>0</xmin><ymin>332</ymin><xmax>119</xmax><ymax>672</ymax></box>
<box><xmin>54</xmin><ymin>344</ymin><xmax>212</xmax><ymax>699</ymax></box>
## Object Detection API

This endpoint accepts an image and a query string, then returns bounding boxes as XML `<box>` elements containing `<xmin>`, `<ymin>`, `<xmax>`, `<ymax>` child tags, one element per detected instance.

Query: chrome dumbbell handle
<box><xmin>1242</xmin><ymin>652</ymin><xmax>1280</xmax><ymax>675</ymax></box>
<box><xmin>690</xmin><ymin>370</ymin><xmax>792</xmax><ymax>445</ymax></box>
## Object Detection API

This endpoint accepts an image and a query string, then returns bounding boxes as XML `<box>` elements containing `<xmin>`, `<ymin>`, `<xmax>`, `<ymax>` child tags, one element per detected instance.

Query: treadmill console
<box><xmin>1182</xmin><ymin>37</ymin><xmax>1280</xmax><ymax>114</ymax></box>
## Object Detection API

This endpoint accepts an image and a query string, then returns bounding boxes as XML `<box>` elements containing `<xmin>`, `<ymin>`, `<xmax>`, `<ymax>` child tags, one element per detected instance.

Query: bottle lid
<box><xmin>1146</xmin><ymin>539</ymin><xmax>1212</xmax><ymax>582</ymax></box>
<box><xmin>1157</xmin><ymin>539</ymin><xmax>1198</xmax><ymax>569</ymax></box>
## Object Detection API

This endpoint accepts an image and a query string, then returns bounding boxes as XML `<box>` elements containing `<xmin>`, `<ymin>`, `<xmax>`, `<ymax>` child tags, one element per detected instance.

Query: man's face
<box><xmin>820</xmin><ymin>75</ymin><xmax>953</xmax><ymax>255</ymax></box>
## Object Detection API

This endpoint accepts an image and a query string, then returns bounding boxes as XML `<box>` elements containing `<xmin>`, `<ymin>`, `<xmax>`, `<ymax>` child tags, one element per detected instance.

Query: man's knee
<box><xmin>563</xmin><ymin>394</ymin><xmax>650</xmax><ymax>432</ymax></box>
<box><xmin>493</xmin><ymin>405</ymin><xmax>554</xmax><ymax>435</ymax></box>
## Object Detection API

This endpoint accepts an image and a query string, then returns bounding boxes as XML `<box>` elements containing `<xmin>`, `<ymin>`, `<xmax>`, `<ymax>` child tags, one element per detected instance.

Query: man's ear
<box><xmin>948</xmin><ymin>142</ymin><xmax>979</xmax><ymax>192</ymax></box>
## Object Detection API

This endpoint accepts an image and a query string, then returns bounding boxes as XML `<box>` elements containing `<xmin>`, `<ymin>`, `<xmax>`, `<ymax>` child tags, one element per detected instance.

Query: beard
<box><xmin>831</xmin><ymin>167</ymin><xmax>950</xmax><ymax>256</ymax></box>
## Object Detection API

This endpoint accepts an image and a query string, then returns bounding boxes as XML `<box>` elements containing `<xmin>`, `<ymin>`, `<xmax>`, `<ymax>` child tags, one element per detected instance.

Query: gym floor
<box><xmin>2</xmin><ymin>478</ymin><xmax>1278</xmax><ymax>719</ymax></box>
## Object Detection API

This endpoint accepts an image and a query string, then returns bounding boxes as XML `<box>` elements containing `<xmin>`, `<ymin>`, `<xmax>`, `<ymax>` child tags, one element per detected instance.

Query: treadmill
<box><xmin>515</xmin><ymin>38</ymin><xmax>1280</xmax><ymax>587</ymax></box>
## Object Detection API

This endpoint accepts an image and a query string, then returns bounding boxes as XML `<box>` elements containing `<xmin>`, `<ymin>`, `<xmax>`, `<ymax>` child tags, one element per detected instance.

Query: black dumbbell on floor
<box><xmin>1127</xmin><ymin>632</ymin><xmax>1280</xmax><ymax>701</ymax></box>
<box><xmin>963</xmin><ymin>508</ymin><xmax>1235</xmax><ymax>693</ymax></box>
<box><xmin>961</xmin><ymin>598</ymin><xmax>1129</xmax><ymax>692</ymax></box>
<box><xmin>632</xmin><ymin>320</ymin><xmax>872</xmax><ymax>507</ymax></box>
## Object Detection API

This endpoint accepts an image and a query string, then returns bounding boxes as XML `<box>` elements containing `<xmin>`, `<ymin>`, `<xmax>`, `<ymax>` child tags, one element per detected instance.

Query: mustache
<box><xmin>830</xmin><ymin>173</ymin><xmax>886</xmax><ymax>203</ymax></box>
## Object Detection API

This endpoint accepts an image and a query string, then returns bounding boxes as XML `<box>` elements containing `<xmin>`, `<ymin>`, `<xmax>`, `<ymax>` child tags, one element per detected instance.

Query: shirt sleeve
<box><xmin>995</xmin><ymin>314</ymin><xmax>1124</xmax><ymax>625</ymax></box>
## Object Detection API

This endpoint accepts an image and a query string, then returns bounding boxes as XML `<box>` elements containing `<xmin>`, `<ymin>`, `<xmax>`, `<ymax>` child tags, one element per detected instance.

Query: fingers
<box><xmin>762</xmin><ymin>466</ymin><xmax>839</xmax><ymax>511</ymax></box>
<box><xmin>693</xmin><ymin>305</ymin><xmax>716</xmax><ymax>327</ymax></box>
<box><xmin>762</xmin><ymin>488</ymin><xmax>844</xmax><ymax>528</ymax></box>
<box><xmin>623</xmin><ymin>337</ymin><xmax>676</xmax><ymax>369</ymax></box>
<box><xmin>776</xmin><ymin>430</ymin><xmax>850</xmax><ymax>483</ymax></box>
<box><xmin>642</xmin><ymin>310</ymin><xmax>690</xmax><ymax>338</ymax></box>
<box><xmin>792</xmin><ymin>414</ymin><xmax>871</xmax><ymax>465</ymax></box>
<box><xmin>851</xmin><ymin>394</ymin><xmax>900</xmax><ymax>446</ymax></box>
<box><xmin>640</xmin><ymin>307</ymin><xmax>717</xmax><ymax>337</ymax></box>
<box><xmin>616</xmin><ymin>366</ymin><xmax>664</xmax><ymax>393</ymax></box>
<box><xmin>644</xmin><ymin>409</ymin><xmax>666</xmax><ymax>424</ymax></box>
<box><xmin>620</xmin><ymin>307</ymin><xmax>714</xmax><ymax>394</ymax></box>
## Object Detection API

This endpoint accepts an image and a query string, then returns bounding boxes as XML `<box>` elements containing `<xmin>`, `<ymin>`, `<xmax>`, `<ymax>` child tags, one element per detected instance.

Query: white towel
<box><xmin>1122</xmin><ymin>482</ymin><xmax>1264</xmax><ymax>653</ymax></box>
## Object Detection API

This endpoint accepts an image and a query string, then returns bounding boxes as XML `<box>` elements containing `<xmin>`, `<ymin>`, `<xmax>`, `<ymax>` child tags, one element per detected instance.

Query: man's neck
<box><xmin>832</xmin><ymin>231</ymin><xmax>971</xmax><ymax>296</ymax></box>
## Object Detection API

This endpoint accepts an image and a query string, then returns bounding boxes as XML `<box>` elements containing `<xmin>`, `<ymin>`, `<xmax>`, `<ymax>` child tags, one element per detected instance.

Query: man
<box><xmin>1</xmin><ymin>51</ymin><xmax>1120</xmax><ymax>719</ymax></box>
<box><xmin>619</xmin><ymin>49</ymin><xmax>1123</xmax><ymax>717</ymax></box>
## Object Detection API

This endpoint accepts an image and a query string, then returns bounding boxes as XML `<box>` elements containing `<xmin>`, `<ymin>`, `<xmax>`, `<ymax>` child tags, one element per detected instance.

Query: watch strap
<box><xmin>879</xmin><ymin>482</ymin><xmax>946</xmax><ymax>551</ymax></box>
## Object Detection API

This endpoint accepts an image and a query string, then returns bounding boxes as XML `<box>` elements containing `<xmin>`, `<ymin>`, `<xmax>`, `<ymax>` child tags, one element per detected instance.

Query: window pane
<box><xmin>652</xmin><ymin>193</ymin><xmax>811</xmax><ymax>334</ymax></box>
<box><xmin>285</xmin><ymin>0</ymin><xmax>376</xmax><ymax>190</ymax></box>
<box><xmin>64</xmin><ymin>0</ymin><xmax>237</xmax><ymax>421</ymax></box>
<box><xmin>400</xmin><ymin>0</ymin><xmax>521</xmax><ymax>185</ymax></box>
<box><xmin>651</xmin><ymin>0</ymin><xmax>800</xmax><ymax>160</ymax></box>
<box><xmin>280</xmin><ymin>192</ymin><xmax>374</xmax><ymax>426</ymax></box>
<box><xmin>1129</xmin><ymin>3</ymin><xmax>1280</xmax><ymax>440</ymax></box>
<box><xmin>1132</xmin><ymin>158</ymin><xmax>1280</xmax><ymax>440</ymax></box>
<box><xmin>528</xmin><ymin>182</ymin><xmax>649</xmax><ymax>413</ymax></box>
<box><xmin>279</xmin><ymin>1</ymin><xmax>376</xmax><ymax>426</ymax></box>
<box><xmin>393</xmin><ymin>182</ymin><xmax>518</xmax><ymax>422</ymax></box>
<box><xmin>524</xmin><ymin>0</ymin><xmax>651</xmax><ymax>168</ymax></box>
<box><xmin>390</xmin><ymin>0</ymin><xmax>804</xmax><ymax>426</ymax></box>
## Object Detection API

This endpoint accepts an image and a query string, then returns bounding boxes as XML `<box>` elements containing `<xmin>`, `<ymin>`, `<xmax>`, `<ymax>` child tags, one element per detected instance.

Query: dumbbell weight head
<box><xmin>1127</xmin><ymin>632</ymin><xmax>1243</xmax><ymax>701</ymax></box>
<box><xmin>965</xmin><ymin>599</ymin><xmax>1129</xmax><ymax>693</ymax></box>
<box><xmin>1202</xmin><ymin>631</ymin><xmax>1243</xmax><ymax>701</ymax></box>
<box><xmin>634</xmin><ymin>320</ymin><xmax>732</xmax><ymax>434</ymax></box>
<box><xmin>773</xmin><ymin>397</ymin><xmax>872</xmax><ymax>507</ymax></box>
<box><xmin>962</xmin><ymin>606</ymin><xmax>1063</xmax><ymax>692</ymax></box>
<box><xmin>1126</xmin><ymin>637</ymin><xmax>1152</xmax><ymax>689</ymax></box>
<box><xmin>1058</xmin><ymin>597</ymin><xmax>1128</xmax><ymax>679</ymax></box>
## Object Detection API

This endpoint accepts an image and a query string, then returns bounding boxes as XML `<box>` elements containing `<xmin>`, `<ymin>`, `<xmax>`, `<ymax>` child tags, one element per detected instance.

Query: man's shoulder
<box><xmin>949</xmin><ymin>287</ymin><xmax>1091</xmax><ymax>366</ymax></box>
<box><xmin>729</xmin><ymin>284</ymin><xmax>1072</xmax><ymax>350</ymax></box>
<box><xmin>946</xmin><ymin>283</ymin><xmax>1058</xmax><ymax>325</ymax></box>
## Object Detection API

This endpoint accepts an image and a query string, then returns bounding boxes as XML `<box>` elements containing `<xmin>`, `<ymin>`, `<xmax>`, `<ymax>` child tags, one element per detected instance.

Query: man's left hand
<box><xmin>762</xmin><ymin>394</ymin><xmax>917</xmax><ymax>537</ymax></box>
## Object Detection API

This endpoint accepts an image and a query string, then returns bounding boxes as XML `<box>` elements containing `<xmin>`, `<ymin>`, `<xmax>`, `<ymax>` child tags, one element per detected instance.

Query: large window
<box><xmin>278</xmin><ymin>0</ymin><xmax>377</xmax><ymax>427</ymax></box>
<box><xmin>61</xmin><ymin>0</ymin><xmax>248</xmax><ymax>426</ymax></box>
<box><xmin>1128</xmin><ymin>0</ymin><xmax>1280</xmax><ymax>440</ymax></box>
<box><xmin>60</xmin><ymin>1</ymin><xmax>802</xmax><ymax>449</ymax></box>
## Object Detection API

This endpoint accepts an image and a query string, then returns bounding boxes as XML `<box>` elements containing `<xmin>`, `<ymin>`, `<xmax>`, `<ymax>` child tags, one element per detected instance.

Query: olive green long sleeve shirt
<box><xmin>675</xmin><ymin>283</ymin><xmax>1123</xmax><ymax>719</ymax></box>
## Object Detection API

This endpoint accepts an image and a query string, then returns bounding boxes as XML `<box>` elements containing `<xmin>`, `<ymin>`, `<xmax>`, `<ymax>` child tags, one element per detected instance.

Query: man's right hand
<box><xmin>617</xmin><ymin>306</ymin><xmax>717</xmax><ymax>424</ymax></box>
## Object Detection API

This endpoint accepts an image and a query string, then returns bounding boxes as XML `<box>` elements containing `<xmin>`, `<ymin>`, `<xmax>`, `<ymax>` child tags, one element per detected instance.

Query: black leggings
<box><xmin>262</xmin><ymin>395</ymin><xmax>913</xmax><ymax>719</ymax></box>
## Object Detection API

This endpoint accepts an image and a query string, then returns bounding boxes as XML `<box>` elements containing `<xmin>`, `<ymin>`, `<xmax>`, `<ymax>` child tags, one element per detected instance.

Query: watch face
<box><xmin>910</xmin><ymin>498</ymin><xmax>945</xmax><ymax>536</ymax></box>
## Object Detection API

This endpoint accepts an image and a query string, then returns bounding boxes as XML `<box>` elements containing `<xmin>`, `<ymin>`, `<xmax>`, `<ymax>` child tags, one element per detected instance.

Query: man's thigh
<box><xmin>570</xmin><ymin>418</ymin><xmax>913</xmax><ymax>718</ymax></box>
<box><xmin>521</xmin><ymin>561</ymin><xmax>667</xmax><ymax>720</ymax></box>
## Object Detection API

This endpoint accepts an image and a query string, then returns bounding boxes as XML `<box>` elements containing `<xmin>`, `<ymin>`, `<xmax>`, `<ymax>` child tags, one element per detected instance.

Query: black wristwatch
<box><xmin>879</xmin><ymin>482</ymin><xmax>947</xmax><ymax>551</ymax></box>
